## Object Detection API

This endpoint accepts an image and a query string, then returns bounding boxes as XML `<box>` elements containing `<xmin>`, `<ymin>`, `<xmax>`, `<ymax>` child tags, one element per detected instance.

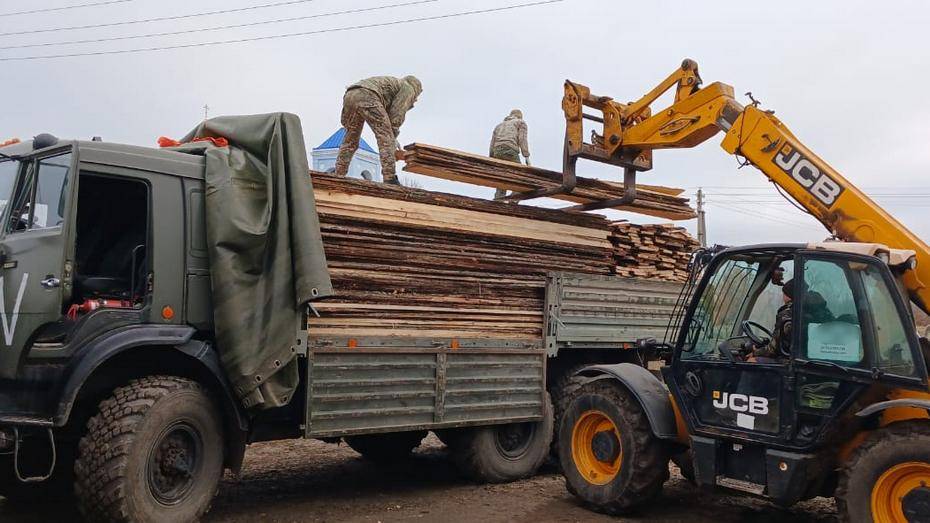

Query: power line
<box><xmin>0</xmin><ymin>0</ymin><xmax>322</xmax><ymax>37</ymax></box>
<box><xmin>706</xmin><ymin>202</ymin><xmax>824</xmax><ymax>230</ymax></box>
<box><xmin>0</xmin><ymin>0</ymin><xmax>564</xmax><ymax>62</ymax></box>
<box><xmin>0</xmin><ymin>0</ymin><xmax>134</xmax><ymax>18</ymax></box>
<box><xmin>0</xmin><ymin>0</ymin><xmax>441</xmax><ymax>51</ymax></box>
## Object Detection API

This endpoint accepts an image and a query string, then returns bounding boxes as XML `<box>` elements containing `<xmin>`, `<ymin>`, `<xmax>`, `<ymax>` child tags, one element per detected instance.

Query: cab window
<box><xmin>8</xmin><ymin>153</ymin><xmax>72</xmax><ymax>232</ymax></box>
<box><xmin>0</xmin><ymin>159</ymin><xmax>21</xmax><ymax>217</ymax></box>
<box><xmin>799</xmin><ymin>259</ymin><xmax>864</xmax><ymax>365</ymax></box>
<box><xmin>862</xmin><ymin>264</ymin><xmax>917</xmax><ymax>377</ymax></box>
<box><xmin>747</xmin><ymin>259</ymin><xmax>795</xmax><ymax>333</ymax></box>
<box><xmin>683</xmin><ymin>257</ymin><xmax>760</xmax><ymax>359</ymax></box>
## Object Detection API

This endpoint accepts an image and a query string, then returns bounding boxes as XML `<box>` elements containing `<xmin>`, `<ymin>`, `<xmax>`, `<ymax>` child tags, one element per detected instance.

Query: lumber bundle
<box><xmin>401</xmin><ymin>143</ymin><xmax>696</xmax><ymax>220</ymax></box>
<box><xmin>309</xmin><ymin>172</ymin><xmax>614</xmax><ymax>340</ymax></box>
<box><xmin>610</xmin><ymin>222</ymin><xmax>700</xmax><ymax>282</ymax></box>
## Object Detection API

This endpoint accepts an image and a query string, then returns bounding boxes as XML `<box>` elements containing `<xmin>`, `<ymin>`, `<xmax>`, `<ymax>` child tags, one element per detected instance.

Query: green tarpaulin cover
<box><xmin>176</xmin><ymin>113</ymin><xmax>333</xmax><ymax>410</ymax></box>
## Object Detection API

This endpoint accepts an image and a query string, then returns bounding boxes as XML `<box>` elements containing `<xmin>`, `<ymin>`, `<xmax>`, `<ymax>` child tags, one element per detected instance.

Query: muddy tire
<box><xmin>558</xmin><ymin>377</ymin><xmax>669</xmax><ymax>515</ymax></box>
<box><xmin>450</xmin><ymin>394</ymin><xmax>553</xmax><ymax>483</ymax></box>
<box><xmin>836</xmin><ymin>421</ymin><xmax>930</xmax><ymax>523</ymax></box>
<box><xmin>74</xmin><ymin>376</ymin><xmax>225</xmax><ymax>523</ymax></box>
<box><xmin>550</xmin><ymin>364</ymin><xmax>589</xmax><ymax>463</ymax></box>
<box><xmin>344</xmin><ymin>431</ymin><xmax>427</xmax><ymax>462</ymax></box>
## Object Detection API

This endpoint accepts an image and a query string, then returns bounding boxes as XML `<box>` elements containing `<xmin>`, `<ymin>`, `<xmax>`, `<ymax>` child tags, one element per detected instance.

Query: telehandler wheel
<box><xmin>837</xmin><ymin>421</ymin><xmax>930</xmax><ymax>523</ymax></box>
<box><xmin>558</xmin><ymin>378</ymin><xmax>669</xmax><ymax>515</ymax></box>
<box><xmin>451</xmin><ymin>393</ymin><xmax>553</xmax><ymax>483</ymax></box>
<box><xmin>550</xmin><ymin>364</ymin><xmax>590</xmax><ymax>464</ymax></box>
<box><xmin>344</xmin><ymin>430</ymin><xmax>428</xmax><ymax>462</ymax></box>
<box><xmin>74</xmin><ymin>376</ymin><xmax>225</xmax><ymax>523</ymax></box>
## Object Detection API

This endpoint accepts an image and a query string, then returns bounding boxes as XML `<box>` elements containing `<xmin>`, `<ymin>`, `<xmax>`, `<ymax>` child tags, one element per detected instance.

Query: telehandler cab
<box><xmin>560</xmin><ymin>243</ymin><xmax>930</xmax><ymax>521</ymax></box>
<box><xmin>556</xmin><ymin>60</ymin><xmax>930</xmax><ymax>522</ymax></box>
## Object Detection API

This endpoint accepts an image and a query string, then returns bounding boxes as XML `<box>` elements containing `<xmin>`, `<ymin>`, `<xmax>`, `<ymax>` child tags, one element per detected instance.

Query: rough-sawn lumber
<box><xmin>401</xmin><ymin>143</ymin><xmax>696</xmax><ymax>220</ymax></box>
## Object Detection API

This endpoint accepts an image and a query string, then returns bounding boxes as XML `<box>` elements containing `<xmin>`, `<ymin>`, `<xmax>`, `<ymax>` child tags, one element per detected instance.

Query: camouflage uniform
<box><xmin>336</xmin><ymin>75</ymin><xmax>423</xmax><ymax>183</ymax></box>
<box><xmin>489</xmin><ymin>110</ymin><xmax>530</xmax><ymax>199</ymax></box>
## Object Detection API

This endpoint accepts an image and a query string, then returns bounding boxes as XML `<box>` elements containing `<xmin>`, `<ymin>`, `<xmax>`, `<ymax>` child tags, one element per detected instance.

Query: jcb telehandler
<box><xmin>555</xmin><ymin>61</ymin><xmax>930</xmax><ymax>522</ymax></box>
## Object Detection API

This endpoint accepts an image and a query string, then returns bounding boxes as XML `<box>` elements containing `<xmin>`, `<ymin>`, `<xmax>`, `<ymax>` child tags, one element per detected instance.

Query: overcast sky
<box><xmin>2</xmin><ymin>0</ymin><xmax>929</xmax><ymax>246</ymax></box>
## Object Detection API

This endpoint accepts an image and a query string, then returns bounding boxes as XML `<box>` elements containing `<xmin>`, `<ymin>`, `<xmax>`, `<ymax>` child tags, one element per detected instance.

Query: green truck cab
<box><xmin>0</xmin><ymin>136</ymin><xmax>246</xmax><ymax>520</ymax></box>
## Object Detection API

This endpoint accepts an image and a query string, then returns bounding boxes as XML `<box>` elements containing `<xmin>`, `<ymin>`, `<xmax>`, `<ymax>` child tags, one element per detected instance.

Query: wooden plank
<box><xmin>311</xmin><ymin>172</ymin><xmax>610</xmax><ymax>229</ymax></box>
<box><xmin>314</xmin><ymin>189</ymin><xmax>611</xmax><ymax>249</ymax></box>
<box><xmin>305</xmin><ymin>174</ymin><xmax>698</xmax><ymax>341</ymax></box>
<box><xmin>400</xmin><ymin>143</ymin><xmax>696</xmax><ymax>220</ymax></box>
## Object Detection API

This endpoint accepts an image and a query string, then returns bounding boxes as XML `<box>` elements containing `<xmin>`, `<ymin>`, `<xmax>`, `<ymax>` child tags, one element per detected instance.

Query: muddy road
<box><xmin>1</xmin><ymin>435</ymin><xmax>837</xmax><ymax>522</ymax></box>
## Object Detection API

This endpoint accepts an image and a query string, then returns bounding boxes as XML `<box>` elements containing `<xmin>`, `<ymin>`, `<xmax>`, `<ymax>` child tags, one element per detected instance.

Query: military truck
<box><xmin>0</xmin><ymin>117</ymin><xmax>681</xmax><ymax>523</ymax></box>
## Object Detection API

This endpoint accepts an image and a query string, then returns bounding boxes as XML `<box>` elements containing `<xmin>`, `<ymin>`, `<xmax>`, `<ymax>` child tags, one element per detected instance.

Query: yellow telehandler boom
<box><xmin>562</xmin><ymin>59</ymin><xmax>930</xmax><ymax>313</ymax></box>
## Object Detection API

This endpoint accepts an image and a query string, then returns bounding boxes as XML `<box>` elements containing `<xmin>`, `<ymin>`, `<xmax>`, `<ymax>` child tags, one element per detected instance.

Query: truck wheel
<box><xmin>837</xmin><ymin>421</ymin><xmax>930</xmax><ymax>523</ymax></box>
<box><xmin>558</xmin><ymin>377</ymin><xmax>668</xmax><ymax>515</ymax></box>
<box><xmin>344</xmin><ymin>431</ymin><xmax>427</xmax><ymax>462</ymax></box>
<box><xmin>74</xmin><ymin>376</ymin><xmax>225</xmax><ymax>523</ymax></box>
<box><xmin>451</xmin><ymin>393</ymin><xmax>553</xmax><ymax>483</ymax></box>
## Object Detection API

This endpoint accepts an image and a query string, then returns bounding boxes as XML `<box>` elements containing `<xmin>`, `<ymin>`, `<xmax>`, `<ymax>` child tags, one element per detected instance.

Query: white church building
<box><xmin>311</xmin><ymin>128</ymin><xmax>383</xmax><ymax>182</ymax></box>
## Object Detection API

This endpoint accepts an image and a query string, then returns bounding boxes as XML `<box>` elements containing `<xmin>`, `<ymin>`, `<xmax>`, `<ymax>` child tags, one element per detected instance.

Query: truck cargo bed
<box><xmin>546</xmin><ymin>272</ymin><xmax>682</xmax><ymax>354</ymax></box>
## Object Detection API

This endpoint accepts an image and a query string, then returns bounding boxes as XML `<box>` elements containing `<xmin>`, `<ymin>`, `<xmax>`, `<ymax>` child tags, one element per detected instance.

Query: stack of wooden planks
<box><xmin>309</xmin><ymin>172</ymin><xmax>615</xmax><ymax>340</ymax></box>
<box><xmin>401</xmin><ymin>143</ymin><xmax>696</xmax><ymax>220</ymax></box>
<box><xmin>610</xmin><ymin>222</ymin><xmax>700</xmax><ymax>282</ymax></box>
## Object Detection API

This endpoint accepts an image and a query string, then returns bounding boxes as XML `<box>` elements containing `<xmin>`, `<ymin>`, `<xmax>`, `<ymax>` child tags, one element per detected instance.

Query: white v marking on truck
<box><xmin>0</xmin><ymin>273</ymin><xmax>28</xmax><ymax>346</ymax></box>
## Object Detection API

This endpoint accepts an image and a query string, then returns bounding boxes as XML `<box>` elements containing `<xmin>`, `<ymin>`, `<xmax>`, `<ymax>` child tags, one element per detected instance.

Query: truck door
<box><xmin>790</xmin><ymin>253</ymin><xmax>928</xmax><ymax>446</ymax></box>
<box><xmin>667</xmin><ymin>252</ymin><xmax>795</xmax><ymax>444</ymax></box>
<box><xmin>0</xmin><ymin>150</ymin><xmax>75</xmax><ymax>359</ymax></box>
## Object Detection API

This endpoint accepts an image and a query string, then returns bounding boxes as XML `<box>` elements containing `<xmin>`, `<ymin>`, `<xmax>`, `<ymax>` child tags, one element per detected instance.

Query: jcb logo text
<box><xmin>773</xmin><ymin>145</ymin><xmax>843</xmax><ymax>207</ymax></box>
<box><xmin>712</xmin><ymin>391</ymin><xmax>769</xmax><ymax>415</ymax></box>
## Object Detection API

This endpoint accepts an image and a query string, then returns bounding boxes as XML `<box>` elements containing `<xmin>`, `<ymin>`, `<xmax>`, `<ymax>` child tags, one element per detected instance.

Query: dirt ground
<box><xmin>0</xmin><ymin>435</ymin><xmax>837</xmax><ymax>523</ymax></box>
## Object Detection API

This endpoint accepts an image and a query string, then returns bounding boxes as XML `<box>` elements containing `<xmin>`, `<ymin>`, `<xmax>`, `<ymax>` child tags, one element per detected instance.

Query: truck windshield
<box><xmin>0</xmin><ymin>159</ymin><xmax>20</xmax><ymax>216</ymax></box>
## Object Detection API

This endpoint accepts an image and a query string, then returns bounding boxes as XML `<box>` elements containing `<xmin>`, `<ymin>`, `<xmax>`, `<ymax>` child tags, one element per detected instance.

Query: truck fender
<box><xmin>575</xmin><ymin>363</ymin><xmax>678</xmax><ymax>440</ymax></box>
<box><xmin>55</xmin><ymin>325</ymin><xmax>198</xmax><ymax>424</ymax></box>
<box><xmin>855</xmin><ymin>399</ymin><xmax>930</xmax><ymax>419</ymax></box>
<box><xmin>55</xmin><ymin>325</ymin><xmax>249</xmax><ymax>471</ymax></box>
<box><xmin>55</xmin><ymin>325</ymin><xmax>249</xmax><ymax>432</ymax></box>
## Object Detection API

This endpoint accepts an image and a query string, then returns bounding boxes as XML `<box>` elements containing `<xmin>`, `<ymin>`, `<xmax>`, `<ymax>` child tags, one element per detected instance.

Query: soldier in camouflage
<box><xmin>489</xmin><ymin>109</ymin><xmax>531</xmax><ymax>199</ymax></box>
<box><xmin>335</xmin><ymin>75</ymin><xmax>423</xmax><ymax>185</ymax></box>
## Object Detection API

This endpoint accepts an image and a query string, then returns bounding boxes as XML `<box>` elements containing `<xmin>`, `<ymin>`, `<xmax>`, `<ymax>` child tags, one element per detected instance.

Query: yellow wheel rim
<box><xmin>571</xmin><ymin>410</ymin><xmax>622</xmax><ymax>486</ymax></box>
<box><xmin>871</xmin><ymin>462</ymin><xmax>930</xmax><ymax>523</ymax></box>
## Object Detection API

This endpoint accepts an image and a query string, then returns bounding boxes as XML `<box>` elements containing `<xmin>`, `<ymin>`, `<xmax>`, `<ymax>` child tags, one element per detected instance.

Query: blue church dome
<box><xmin>314</xmin><ymin>128</ymin><xmax>376</xmax><ymax>154</ymax></box>
<box><xmin>311</xmin><ymin>128</ymin><xmax>382</xmax><ymax>182</ymax></box>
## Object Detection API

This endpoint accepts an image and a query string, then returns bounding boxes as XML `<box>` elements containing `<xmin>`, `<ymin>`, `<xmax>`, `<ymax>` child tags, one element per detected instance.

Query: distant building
<box><xmin>311</xmin><ymin>128</ymin><xmax>382</xmax><ymax>182</ymax></box>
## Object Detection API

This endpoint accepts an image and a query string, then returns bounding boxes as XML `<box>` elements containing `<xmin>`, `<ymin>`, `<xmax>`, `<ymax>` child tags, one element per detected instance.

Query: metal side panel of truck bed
<box><xmin>545</xmin><ymin>272</ymin><xmax>682</xmax><ymax>354</ymax></box>
<box><xmin>304</xmin><ymin>337</ymin><xmax>545</xmax><ymax>438</ymax></box>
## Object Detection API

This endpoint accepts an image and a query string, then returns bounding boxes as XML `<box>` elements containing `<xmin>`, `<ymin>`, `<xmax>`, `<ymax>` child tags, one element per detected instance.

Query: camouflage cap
<box><xmin>403</xmin><ymin>75</ymin><xmax>423</xmax><ymax>96</ymax></box>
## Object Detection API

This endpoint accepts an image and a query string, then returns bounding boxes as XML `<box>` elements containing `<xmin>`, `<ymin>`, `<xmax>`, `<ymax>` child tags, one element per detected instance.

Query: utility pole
<box><xmin>203</xmin><ymin>104</ymin><xmax>210</xmax><ymax>121</ymax></box>
<box><xmin>696</xmin><ymin>188</ymin><xmax>707</xmax><ymax>247</ymax></box>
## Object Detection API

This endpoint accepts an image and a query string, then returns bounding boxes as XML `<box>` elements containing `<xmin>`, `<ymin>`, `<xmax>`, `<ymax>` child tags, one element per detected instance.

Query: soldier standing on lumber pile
<box><xmin>335</xmin><ymin>75</ymin><xmax>423</xmax><ymax>185</ymax></box>
<box><xmin>489</xmin><ymin>109</ymin><xmax>531</xmax><ymax>199</ymax></box>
